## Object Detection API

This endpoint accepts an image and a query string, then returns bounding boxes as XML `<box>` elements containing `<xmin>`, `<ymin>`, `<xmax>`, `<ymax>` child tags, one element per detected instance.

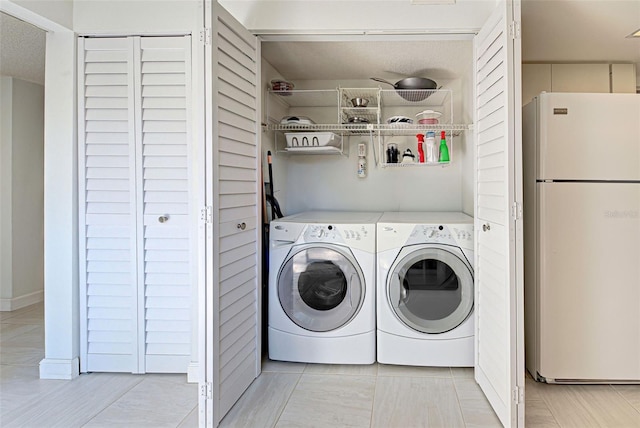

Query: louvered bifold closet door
<box><xmin>474</xmin><ymin>1</ymin><xmax>524</xmax><ymax>427</ymax></box>
<box><xmin>79</xmin><ymin>36</ymin><xmax>193</xmax><ymax>374</ymax></box>
<box><xmin>79</xmin><ymin>37</ymin><xmax>138</xmax><ymax>373</ymax></box>
<box><xmin>136</xmin><ymin>36</ymin><xmax>193</xmax><ymax>372</ymax></box>
<box><xmin>206</xmin><ymin>3</ymin><xmax>260</xmax><ymax>424</ymax></box>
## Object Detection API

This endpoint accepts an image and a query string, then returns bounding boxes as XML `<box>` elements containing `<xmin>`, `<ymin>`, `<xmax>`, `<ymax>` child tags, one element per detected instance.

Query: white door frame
<box><xmin>1</xmin><ymin>1</ymin><xmax>81</xmax><ymax>380</ymax></box>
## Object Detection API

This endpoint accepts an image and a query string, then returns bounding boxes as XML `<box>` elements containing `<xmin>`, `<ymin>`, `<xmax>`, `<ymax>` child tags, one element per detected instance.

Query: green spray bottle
<box><xmin>439</xmin><ymin>131</ymin><xmax>450</xmax><ymax>162</ymax></box>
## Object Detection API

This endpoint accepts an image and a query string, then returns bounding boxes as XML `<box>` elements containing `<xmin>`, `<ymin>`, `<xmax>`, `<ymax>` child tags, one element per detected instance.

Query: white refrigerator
<box><xmin>523</xmin><ymin>92</ymin><xmax>640</xmax><ymax>383</ymax></box>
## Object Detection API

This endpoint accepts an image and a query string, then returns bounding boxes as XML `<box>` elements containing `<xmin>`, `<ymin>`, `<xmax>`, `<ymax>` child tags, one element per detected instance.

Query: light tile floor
<box><xmin>2</xmin><ymin>303</ymin><xmax>640</xmax><ymax>427</ymax></box>
<box><xmin>220</xmin><ymin>359</ymin><xmax>498</xmax><ymax>428</ymax></box>
<box><xmin>0</xmin><ymin>303</ymin><xmax>198</xmax><ymax>428</ymax></box>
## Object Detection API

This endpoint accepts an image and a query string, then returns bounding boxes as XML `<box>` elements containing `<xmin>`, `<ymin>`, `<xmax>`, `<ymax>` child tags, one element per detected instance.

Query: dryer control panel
<box><xmin>377</xmin><ymin>223</ymin><xmax>474</xmax><ymax>252</ymax></box>
<box><xmin>408</xmin><ymin>225</ymin><xmax>457</xmax><ymax>246</ymax></box>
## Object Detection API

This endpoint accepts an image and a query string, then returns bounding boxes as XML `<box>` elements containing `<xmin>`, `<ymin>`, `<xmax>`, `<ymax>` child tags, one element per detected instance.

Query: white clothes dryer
<box><xmin>377</xmin><ymin>212</ymin><xmax>475</xmax><ymax>367</ymax></box>
<box><xmin>269</xmin><ymin>211</ymin><xmax>381</xmax><ymax>364</ymax></box>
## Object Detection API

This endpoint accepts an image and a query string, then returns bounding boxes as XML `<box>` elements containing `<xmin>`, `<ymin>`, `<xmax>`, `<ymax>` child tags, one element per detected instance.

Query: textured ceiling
<box><xmin>261</xmin><ymin>40</ymin><xmax>473</xmax><ymax>81</ymax></box>
<box><xmin>0</xmin><ymin>12</ymin><xmax>46</xmax><ymax>85</ymax></box>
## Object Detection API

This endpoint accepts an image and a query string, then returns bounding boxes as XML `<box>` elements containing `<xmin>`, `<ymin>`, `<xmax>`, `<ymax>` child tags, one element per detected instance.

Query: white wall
<box><xmin>263</xmin><ymin>77</ymin><xmax>467</xmax><ymax>215</ymax></box>
<box><xmin>238</xmin><ymin>0</ymin><xmax>487</xmax><ymax>217</ymax></box>
<box><xmin>40</xmin><ymin>31</ymin><xmax>80</xmax><ymax>380</ymax></box>
<box><xmin>1</xmin><ymin>0</ymin><xmax>78</xmax><ymax>380</ymax></box>
<box><xmin>73</xmin><ymin>0</ymin><xmax>202</xmax><ymax>34</ymax></box>
<box><xmin>220</xmin><ymin>0</ymin><xmax>495</xmax><ymax>33</ymax></box>
<box><xmin>460</xmin><ymin>47</ymin><xmax>476</xmax><ymax>216</ymax></box>
<box><xmin>0</xmin><ymin>77</ymin><xmax>44</xmax><ymax>311</ymax></box>
<box><xmin>0</xmin><ymin>77</ymin><xmax>13</xmax><ymax>303</ymax></box>
<box><xmin>1</xmin><ymin>0</ymin><xmax>73</xmax><ymax>31</ymax></box>
<box><xmin>10</xmin><ymin>78</ymin><xmax>45</xmax><ymax>305</ymax></box>
<box><xmin>261</xmin><ymin>59</ymin><xmax>291</xmax><ymax>218</ymax></box>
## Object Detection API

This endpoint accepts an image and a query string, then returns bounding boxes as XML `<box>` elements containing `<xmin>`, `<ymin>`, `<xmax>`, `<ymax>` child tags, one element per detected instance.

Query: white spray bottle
<box><xmin>357</xmin><ymin>143</ymin><xmax>367</xmax><ymax>178</ymax></box>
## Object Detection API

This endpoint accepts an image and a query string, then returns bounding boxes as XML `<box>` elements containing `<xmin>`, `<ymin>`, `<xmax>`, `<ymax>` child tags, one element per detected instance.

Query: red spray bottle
<box><xmin>416</xmin><ymin>134</ymin><xmax>425</xmax><ymax>163</ymax></box>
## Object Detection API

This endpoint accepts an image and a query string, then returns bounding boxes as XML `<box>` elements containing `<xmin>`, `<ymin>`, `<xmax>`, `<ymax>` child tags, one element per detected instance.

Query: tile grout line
<box><xmin>577</xmin><ymin>383</ymin><xmax>640</xmax><ymax>427</ymax></box>
<box><xmin>608</xmin><ymin>384</ymin><xmax>640</xmax><ymax>418</ymax></box>
<box><xmin>176</xmin><ymin>404</ymin><xmax>199</xmax><ymax>427</ymax></box>
<box><xmin>271</xmin><ymin>370</ymin><xmax>304</xmax><ymax>428</ymax></box>
<box><xmin>78</xmin><ymin>374</ymin><xmax>148</xmax><ymax>427</ymax></box>
<box><xmin>367</xmin><ymin>369</ymin><xmax>379</xmax><ymax>428</ymax></box>
<box><xmin>450</xmin><ymin>371</ymin><xmax>470</xmax><ymax>428</ymax></box>
<box><xmin>535</xmin><ymin>381</ymin><xmax>566</xmax><ymax>428</ymax></box>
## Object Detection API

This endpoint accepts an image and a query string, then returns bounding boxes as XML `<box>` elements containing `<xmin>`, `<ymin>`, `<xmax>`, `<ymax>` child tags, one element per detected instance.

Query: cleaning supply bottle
<box><xmin>439</xmin><ymin>131</ymin><xmax>450</xmax><ymax>163</ymax></box>
<box><xmin>425</xmin><ymin>131</ymin><xmax>437</xmax><ymax>163</ymax></box>
<box><xmin>416</xmin><ymin>134</ymin><xmax>425</xmax><ymax>163</ymax></box>
<box><xmin>401</xmin><ymin>149</ymin><xmax>415</xmax><ymax>164</ymax></box>
<box><xmin>357</xmin><ymin>143</ymin><xmax>367</xmax><ymax>177</ymax></box>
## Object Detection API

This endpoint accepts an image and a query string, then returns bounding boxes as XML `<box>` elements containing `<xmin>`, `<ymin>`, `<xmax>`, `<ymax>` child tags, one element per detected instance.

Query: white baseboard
<box><xmin>0</xmin><ymin>290</ymin><xmax>44</xmax><ymax>311</ymax></box>
<box><xmin>39</xmin><ymin>357</ymin><xmax>80</xmax><ymax>380</ymax></box>
<box><xmin>187</xmin><ymin>361</ymin><xmax>199</xmax><ymax>384</ymax></box>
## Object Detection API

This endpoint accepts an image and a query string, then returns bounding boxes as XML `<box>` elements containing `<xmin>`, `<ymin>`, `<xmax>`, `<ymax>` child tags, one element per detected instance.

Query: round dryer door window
<box><xmin>388</xmin><ymin>246</ymin><xmax>473</xmax><ymax>334</ymax></box>
<box><xmin>278</xmin><ymin>245</ymin><xmax>365</xmax><ymax>332</ymax></box>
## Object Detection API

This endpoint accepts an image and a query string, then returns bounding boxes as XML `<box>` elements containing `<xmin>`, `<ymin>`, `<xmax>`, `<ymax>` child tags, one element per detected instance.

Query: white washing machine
<box><xmin>269</xmin><ymin>211</ymin><xmax>381</xmax><ymax>364</ymax></box>
<box><xmin>377</xmin><ymin>212</ymin><xmax>475</xmax><ymax>367</ymax></box>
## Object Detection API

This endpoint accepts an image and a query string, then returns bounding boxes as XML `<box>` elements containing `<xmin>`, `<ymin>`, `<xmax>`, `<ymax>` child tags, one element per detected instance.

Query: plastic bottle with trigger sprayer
<box><xmin>439</xmin><ymin>131</ymin><xmax>450</xmax><ymax>163</ymax></box>
<box><xmin>425</xmin><ymin>131</ymin><xmax>437</xmax><ymax>163</ymax></box>
<box><xmin>416</xmin><ymin>134</ymin><xmax>425</xmax><ymax>163</ymax></box>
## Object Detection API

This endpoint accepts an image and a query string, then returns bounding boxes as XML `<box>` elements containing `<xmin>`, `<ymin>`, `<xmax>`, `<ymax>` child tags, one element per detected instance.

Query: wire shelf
<box><xmin>266</xmin><ymin>123</ymin><xmax>470</xmax><ymax>135</ymax></box>
<box><xmin>265</xmin><ymin>86</ymin><xmax>469</xmax><ymax>166</ymax></box>
<box><xmin>267</xmin><ymin>89</ymin><xmax>339</xmax><ymax>108</ymax></box>
<box><xmin>381</xmin><ymin>161</ymin><xmax>451</xmax><ymax>168</ymax></box>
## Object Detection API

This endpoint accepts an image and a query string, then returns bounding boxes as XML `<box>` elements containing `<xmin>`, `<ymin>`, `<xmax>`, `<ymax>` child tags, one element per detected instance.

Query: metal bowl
<box><xmin>348</xmin><ymin>116</ymin><xmax>370</xmax><ymax>123</ymax></box>
<box><xmin>350</xmin><ymin>98</ymin><xmax>369</xmax><ymax>107</ymax></box>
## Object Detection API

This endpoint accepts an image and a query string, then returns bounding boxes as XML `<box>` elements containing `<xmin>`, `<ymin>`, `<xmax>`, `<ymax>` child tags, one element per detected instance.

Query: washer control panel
<box><xmin>303</xmin><ymin>223</ymin><xmax>374</xmax><ymax>249</ymax></box>
<box><xmin>269</xmin><ymin>222</ymin><xmax>371</xmax><ymax>252</ymax></box>
<box><xmin>304</xmin><ymin>225</ymin><xmax>343</xmax><ymax>242</ymax></box>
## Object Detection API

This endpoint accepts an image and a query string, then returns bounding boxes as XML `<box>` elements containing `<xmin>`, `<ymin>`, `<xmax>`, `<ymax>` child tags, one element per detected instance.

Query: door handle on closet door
<box><xmin>237</xmin><ymin>222</ymin><xmax>247</xmax><ymax>230</ymax></box>
<box><xmin>482</xmin><ymin>223</ymin><xmax>490</xmax><ymax>232</ymax></box>
<box><xmin>158</xmin><ymin>215</ymin><xmax>170</xmax><ymax>223</ymax></box>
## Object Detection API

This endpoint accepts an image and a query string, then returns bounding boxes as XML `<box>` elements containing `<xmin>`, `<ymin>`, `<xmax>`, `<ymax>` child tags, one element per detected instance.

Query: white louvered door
<box><xmin>473</xmin><ymin>1</ymin><xmax>524</xmax><ymax>427</ymax></box>
<box><xmin>79</xmin><ymin>37</ymin><xmax>138</xmax><ymax>372</ymax></box>
<box><xmin>79</xmin><ymin>35</ymin><xmax>194</xmax><ymax>374</ymax></box>
<box><xmin>136</xmin><ymin>36</ymin><xmax>193</xmax><ymax>373</ymax></box>
<box><xmin>203</xmin><ymin>2</ymin><xmax>261</xmax><ymax>426</ymax></box>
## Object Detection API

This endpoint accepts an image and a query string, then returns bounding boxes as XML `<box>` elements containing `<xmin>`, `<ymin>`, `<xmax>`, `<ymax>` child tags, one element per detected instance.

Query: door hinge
<box><xmin>200</xmin><ymin>206</ymin><xmax>213</xmax><ymax>224</ymax></box>
<box><xmin>200</xmin><ymin>382</ymin><xmax>213</xmax><ymax>399</ymax></box>
<box><xmin>511</xmin><ymin>201</ymin><xmax>522</xmax><ymax>220</ymax></box>
<box><xmin>512</xmin><ymin>386</ymin><xmax>524</xmax><ymax>404</ymax></box>
<box><xmin>200</xmin><ymin>28</ymin><xmax>211</xmax><ymax>46</ymax></box>
<box><xmin>509</xmin><ymin>21</ymin><xmax>521</xmax><ymax>39</ymax></box>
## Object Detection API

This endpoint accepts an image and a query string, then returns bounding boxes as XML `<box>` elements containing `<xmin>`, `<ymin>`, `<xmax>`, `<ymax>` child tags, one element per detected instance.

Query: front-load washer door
<box><xmin>278</xmin><ymin>244</ymin><xmax>365</xmax><ymax>332</ymax></box>
<box><xmin>388</xmin><ymin>246</ymin><xmax>473</xmax><ymax>334</ymax></box>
